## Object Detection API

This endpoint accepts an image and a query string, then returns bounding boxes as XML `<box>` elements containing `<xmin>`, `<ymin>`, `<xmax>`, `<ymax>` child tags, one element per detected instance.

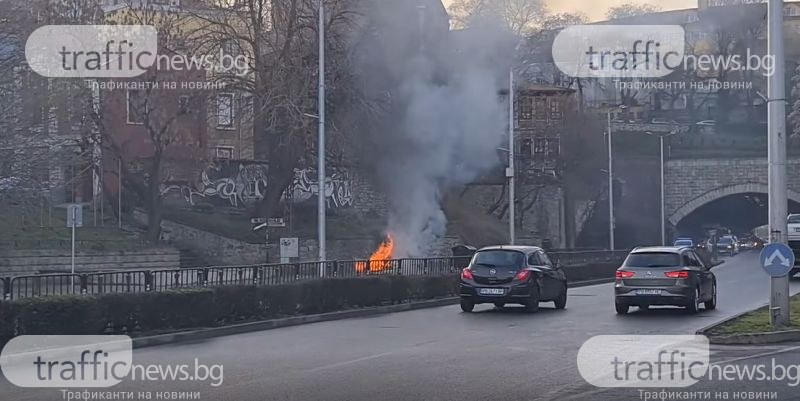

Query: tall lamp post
<box><xmin>606</xmin><ymin>105</ymin><xmax>626</xmax><ymax>251</ymax></box>
<box><xmin>647</xmin><ymin>129</ymin><xmax>682</xmax><ymax>246</ymax></box>
<box><xmin>767</xmin><ymin>0</ymin><xmax>789</xmax><ymax>328</ymax></box>
<box><xmin>317</xmin><ymin>0</ymin><xmax>327</xmax><ymax>271</ymax></box>
<box><xmin>508</xmin><ymin>69</ymin><xmax>515</xmax><ymax>245</ymax></box>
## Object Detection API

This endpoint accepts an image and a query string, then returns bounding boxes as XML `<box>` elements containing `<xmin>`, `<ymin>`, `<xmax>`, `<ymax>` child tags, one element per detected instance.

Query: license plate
<box><xmin>479</xmin><ymin>288</ymin><xmax>505</xmax><ymax>296</ymax></box>
<box><xmin>636</xmin><ymin>289</ymin><xmax>662</xmax><ymax>295</ymax></box>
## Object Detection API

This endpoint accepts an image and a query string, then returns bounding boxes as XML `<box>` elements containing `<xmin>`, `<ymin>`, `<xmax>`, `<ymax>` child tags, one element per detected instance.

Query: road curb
<box><xmin>696</xmin><ymin>303</ymin><xmax>800</xmax><ymax>345</ymax></box>
<box><xmin>131</xmin><ymin>278</ymin><xmax>613</xmax><ymax>349</ymax></box>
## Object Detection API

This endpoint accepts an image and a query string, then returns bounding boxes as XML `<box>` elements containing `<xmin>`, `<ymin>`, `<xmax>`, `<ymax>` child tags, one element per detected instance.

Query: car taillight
<box><xmin>616</xmin><ymin>270</ymin><xmax>635</xmax><ymax>279</ymax></box>
<box><xmin>664</xmin><ymin>271</ymin><xmax>689</xmax><ymax>279</ymax></box>
<box><xmin>514</xmin><ymin>270</ymin><xmax>531</xmax><ymax>281</ymax></box>
<box><xmin>461</xmin><ymin>268</ymin><xmax>474</xmax><ymax>280</ymax></box>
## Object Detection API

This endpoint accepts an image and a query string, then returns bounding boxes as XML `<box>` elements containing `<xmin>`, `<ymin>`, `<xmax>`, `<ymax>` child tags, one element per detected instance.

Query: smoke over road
<box><xmin>355</xmin><ymin>0</ymin><xmax>513</xmax><ymax>257</ymax></box>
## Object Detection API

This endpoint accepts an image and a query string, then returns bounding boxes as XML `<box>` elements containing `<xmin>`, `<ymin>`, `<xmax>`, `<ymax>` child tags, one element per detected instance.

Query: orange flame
<box><xmin>356</xmin><ymin>234</ymin><xmax>395</xmax><ymax>273</ymax></box>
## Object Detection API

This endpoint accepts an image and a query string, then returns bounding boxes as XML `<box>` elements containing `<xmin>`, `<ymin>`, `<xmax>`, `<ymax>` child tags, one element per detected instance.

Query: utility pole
<box><xmin>768</xmin><ymin>0</ymin><xmax>789</xmax><ymax>328</ymax></box>
<box><xmin>508</xmin><ymin>69</ymin><xmax>516</xmax><ymax>245</ymax></box>
<box><xmin>317</xmin><ymin>0</ymin><xmax>327</xmax><ymax>272</ymax></box>
<box><xmin>607</xmin><ymin>111</ymin><xmax>615</xmax><ymax>251</ymax></box>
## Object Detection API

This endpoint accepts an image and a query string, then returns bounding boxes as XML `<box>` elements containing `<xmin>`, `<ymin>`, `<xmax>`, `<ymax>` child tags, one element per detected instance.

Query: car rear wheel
<box><xmin>615</xmin><ymin>302</ymin><xmax>629</xmax><ymax>315</ymax></box>
<box><xmin>460</xmin><ymin>299</ymin><xmax>474</xmax><ymax>313</ymax></box>
<box><xmin>686</xmin><ymin>287</ymin><xmax>700</xmax><ymax>314</ymax></box>
<box><xmin>525</xmin><ymin>286</ymin><xmax>540</xmax><ymax>313</ymax></box>
<box><xmin>554</xmin><ymin>284</ymin><xmax>567</xmax><ymax>309</ymax></box>
<box><xmin>704</xmin><ymin>283</ymin><xmax>717</xmax><ymax>310</ymax></box>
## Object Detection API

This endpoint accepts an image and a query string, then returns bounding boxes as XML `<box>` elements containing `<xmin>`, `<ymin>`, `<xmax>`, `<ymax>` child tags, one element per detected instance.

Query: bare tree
<box><xmin>185</xmin><ymin>0</ymin><xmax>360</xmax><ymax>221</ymax></box>
<box><xmin>97</xmin><ymin>2</ymin><xmax>209</xmax><ymax>240</ymax></box>
<box><xmin>605</xmin><ymin>3</ymin><xmax>662</xmax><ymax>20</ymax></box>
<box><xmin>448</xmin><ymin>0</ymin><xmax>545</xmax><ymax>35</ymax></box>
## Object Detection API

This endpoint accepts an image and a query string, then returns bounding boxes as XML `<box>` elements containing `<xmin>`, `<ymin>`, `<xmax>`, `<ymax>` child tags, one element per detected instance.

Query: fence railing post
<box><xmin>333</xmin><ymin>260</ymin><xmax>339</xmax><ymax>277</ymax></box>
<box><xmin>252</xmin><ymin>266</ymin><xmax>259</xmax><ymax>285</ymax></box>
<box><xmin>2</xmin><ymin>277</ymin><xmax>10</xmax><ymax>300</ymax></box>
<box><xmin>80</xmin><ymin>274</ymin><xmax>88</xmax><ymax>295</ymax></box>
<box><xmin>144</xmin><ymin>271</ymin><xmax>153</xmax><ymax>292</ymax></box>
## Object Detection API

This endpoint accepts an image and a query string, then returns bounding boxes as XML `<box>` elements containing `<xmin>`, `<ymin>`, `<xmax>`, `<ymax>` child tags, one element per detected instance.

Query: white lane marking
<box><xmin>304</xmin><ymin>351</ymin><xmax>396</xmax><ymax>373</ymax></box>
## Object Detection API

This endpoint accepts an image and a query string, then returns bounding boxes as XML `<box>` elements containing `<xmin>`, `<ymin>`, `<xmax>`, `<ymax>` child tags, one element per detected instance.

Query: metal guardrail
<box><xmin>1</xmin><ymin>251</ymin><xmax>629</xmax><ymax>301</ymax></box>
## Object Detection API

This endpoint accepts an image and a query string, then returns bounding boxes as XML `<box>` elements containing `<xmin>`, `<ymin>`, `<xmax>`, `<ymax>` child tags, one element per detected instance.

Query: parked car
<box><xmin>615</xmin><ymin>246</ymin><xmax>717</xmax><ymax>314</ymax></box>
<box><xmin>651</xmin><ymin>118</ymin><xmax>679</xmax><ymax>125</ymax></box>
<box><xmin>459</xmin><ymin>245</ymin><xmax>567</xmax><ymax>313</ymax></box>
<box><xmin>696</xmin><ymin>120</ymin><xmax>716</xmax><ymax>126</ymax></box>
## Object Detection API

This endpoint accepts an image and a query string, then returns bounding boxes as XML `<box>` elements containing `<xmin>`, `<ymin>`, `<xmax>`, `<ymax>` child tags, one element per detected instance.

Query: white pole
<box><xmin>118</xmin><ymin>158</ymin><xmax>122</xmax><ymax>229</ymax></box>
<box><xmin>508</xmin><ymin>69</ymin><xmax>516</xmax><ymax>245</ymax></box>
<box><xmin>768</xmin><ymin>0</ymin><xmax>789</xmax><ymax>328</ymax></box>
<box><xmin>660</xmin><ymin>135</ymin><xmax>666</xmax><ymax>246</ymax></box>
<box><xmin>71</xmin><ymin>206</ymin><xmax>76</xmax><ymax>290</ymax></box>
<box><xmin>317</xmin><ymin>0</ymin><xmax>327</xmax><ymax>272</ymax></box>
<box><xmin>607</xmin><ymin>111</ymin><xmax>615</xmax><ymax>251</ymax></box>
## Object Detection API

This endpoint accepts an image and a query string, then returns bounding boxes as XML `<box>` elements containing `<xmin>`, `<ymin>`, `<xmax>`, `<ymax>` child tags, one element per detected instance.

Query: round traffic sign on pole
<box><xmin>760</xmin><ymin>243</ymin><xmax>796</xmax><ymax>278</ymax></box>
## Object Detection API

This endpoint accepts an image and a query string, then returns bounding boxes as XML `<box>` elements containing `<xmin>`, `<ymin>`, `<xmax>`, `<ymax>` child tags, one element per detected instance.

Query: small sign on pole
<box><xmin>67</xmin><ymin>204</ymin><xmax>82</xmax><ymax>290</ymax></box>
<box><xmin>280</xmin><ymin>238</ymin><xmax>299</xmax><ymax>263</ymax></box>
<box><xmin>67</xmin><ymin>204</ymin><xmax>83</xmax><ymax>228</ymax></box>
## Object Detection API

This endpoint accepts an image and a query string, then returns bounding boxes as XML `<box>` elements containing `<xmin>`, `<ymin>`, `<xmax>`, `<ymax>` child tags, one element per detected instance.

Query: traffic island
<box><xmin>698</xmin><ymin>293</ymin><xmax>800</xmax><ymax>345</ymax></box>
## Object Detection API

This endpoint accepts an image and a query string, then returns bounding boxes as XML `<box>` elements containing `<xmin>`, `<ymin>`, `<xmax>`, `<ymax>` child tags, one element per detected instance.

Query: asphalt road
<box><xmin>4</xmin><ymin>251</ymin><xmax>800</xmax><ymax>401</ymax></box>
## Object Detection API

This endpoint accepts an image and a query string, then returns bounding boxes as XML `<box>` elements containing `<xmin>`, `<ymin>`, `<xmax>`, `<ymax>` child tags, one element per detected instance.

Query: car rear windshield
<box><xmin>674</xmin><ymin>240</ymin><xmax>692</xmax><ymax>246</ymax></box>
<box><xmin>718</xmin><ymin>238</ymin><xmax>733</xmax><ymax>244</ymax></box>
<box><xmin>472</xmin><ymin>250</ymin><xmax>524</xmax><ymax>267</ymax></box>
<box><xmin>623</xmin><ymin>252</ymin><xmax>681</xmax><ymax>268</ymax></box>
<box><xmin>790</xmin><ymin>215</ymin><xmax>800</xmax><ymax>224</ymax></box>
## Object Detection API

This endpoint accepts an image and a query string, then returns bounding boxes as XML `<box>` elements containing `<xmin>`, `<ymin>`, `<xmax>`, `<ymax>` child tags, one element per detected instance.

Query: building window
<box><xmin>550</xmin><ymin>99</ymin><xmax>562</xmax><ymax>120</ymax></box>
<box><xmin>127</xmin><ymin>90</ymin><xmax>146</xmax><ymax>125</ymax></box>
<box><xmin>519</xmin><ymin>96</ymin><xmax>533</xmax><ymax>121</ymax></box>
<box><xmin>548</xmin><ymin>138</ymin><xmax>560</xmax><ymax>157</ymax></box>
<box><xmin>216</xmin><ymin>146</ymin><xmax>234</xmax><ymax>159</ymax></box>
<box><xmin>533</xmin><ymin>138</ymin><xmax>547</xmax><ymax>155</ymax></box>
<box><xmin>535</xmin><ymin>98</ymin><xmax>547</xmax><ymax>120</ymax></box>
<box><xmin>216</xmin><ymin>93</ymin><xmax>235</xmax><ymax>128</ymax></box>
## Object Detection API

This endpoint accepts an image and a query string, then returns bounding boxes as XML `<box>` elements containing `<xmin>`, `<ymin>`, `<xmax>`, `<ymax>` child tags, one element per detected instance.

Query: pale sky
<box><xmin>441</xmin><ymin>0</ymin><xmax>698</xmax><ymax>22</ymax></box>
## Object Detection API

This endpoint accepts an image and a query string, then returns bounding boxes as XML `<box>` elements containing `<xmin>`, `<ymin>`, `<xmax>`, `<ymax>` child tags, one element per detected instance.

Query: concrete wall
<box><xmin>459</xmin><ymin>183</ymin><xmax>565</xmax><ymax>247</ymax></box>
<box><xmin>0</xmin><ymin>248</ymin><xmax>181</xmax><ymax>276</ymax></box>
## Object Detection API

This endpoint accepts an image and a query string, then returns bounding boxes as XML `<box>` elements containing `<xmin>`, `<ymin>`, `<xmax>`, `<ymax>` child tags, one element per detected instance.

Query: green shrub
<box><xmin>0</xmin><ymin>275</ymin><xmax>459</xmax><ymax>348</ymax></box>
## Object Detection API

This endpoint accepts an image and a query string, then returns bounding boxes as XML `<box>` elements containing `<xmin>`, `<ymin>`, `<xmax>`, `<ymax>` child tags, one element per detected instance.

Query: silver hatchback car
<box><xmin>614</xmin><ymin>246</ymin><xmax>717</xmax><ymax>314</ymax></box>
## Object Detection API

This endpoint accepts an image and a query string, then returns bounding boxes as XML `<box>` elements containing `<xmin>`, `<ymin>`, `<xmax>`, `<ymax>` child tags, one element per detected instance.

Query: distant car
<box><xmin>615</xmin><ymin>246</ymin><xmax>717</xmax><ymax>314</ymax></box>
<box><xmin>788</xmin><ymin>215</ymin><xmax>800</xmax><ymax>276</ymax></box>
<box><xmin>651</xmin><ymin>118</ymin><xmax>679</xmax><ymax>125</ymax></box>
<box><xmin>696</xmin><ymin>120</ymin><xmax>716</xmax><ymax>126</ymax></box>
<box><xmin>459</xmin><ymin>245</ymin><xmax>567</xmax><ymax>313</ymax></box>
<box><xmin>788</xmin><ymin>214</ymin><xmax>800</xmax><ymax>242</ymax></box>
<box><xmin>716</xmin><ymin>236</ymin><xmax>738</xmax><ymax>256</ymax></box>
<box><xmin>673</xmin><ymin>238</ymin><xmax>694</xmax><ymax>247</ymax></box>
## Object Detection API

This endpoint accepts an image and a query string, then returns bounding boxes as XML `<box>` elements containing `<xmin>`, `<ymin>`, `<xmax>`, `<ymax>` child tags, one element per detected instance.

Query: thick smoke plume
<box><xmin>357</xmin><ymin>1</ymin><xmax>514</xmax><ymax>257</ymax></box>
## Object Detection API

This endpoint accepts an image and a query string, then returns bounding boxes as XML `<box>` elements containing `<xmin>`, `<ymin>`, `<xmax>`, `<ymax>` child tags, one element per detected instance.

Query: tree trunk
<box><xmin>146</xmin><ymin>156</ymin><xmax>163</xmax><ymax>241</ymax></box>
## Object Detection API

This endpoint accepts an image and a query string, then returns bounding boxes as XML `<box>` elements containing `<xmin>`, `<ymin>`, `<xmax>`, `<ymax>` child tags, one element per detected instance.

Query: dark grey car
<box><xmin>459</xmin><ymin>246</ymin><xmax>568</xmax><ymax>313</ymax></box>
<box><xmin>614</xmin><ymin>246</ymin><xmax>717</xmax><ymax>314</ymax></box>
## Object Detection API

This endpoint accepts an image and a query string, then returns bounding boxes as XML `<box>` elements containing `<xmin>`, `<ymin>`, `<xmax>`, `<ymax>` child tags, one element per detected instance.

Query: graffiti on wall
<box><xmin>161</xmin><ymin>161</ymin><xmax>354</xmax><ymax>209</ymax></box>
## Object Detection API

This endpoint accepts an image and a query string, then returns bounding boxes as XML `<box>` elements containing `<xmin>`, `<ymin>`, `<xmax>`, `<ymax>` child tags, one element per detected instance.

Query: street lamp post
<box><xmin>317</xmin><ymin>0</ymin><xmax>326</xmax><ymax>272</ymax></box>
<box><xmin>647</xmin><ymin>129</ymin><xmax>681</xmax><ymax>246</ymax></box>
<box><xmin>606</xmin><ymin>106</ymin><xmax>626</xmax><ymax>251</ymax></box>
<box><xmin>767</xmin><ymin>0</ymin><xmax>789</xmax><ymax>328</ymax></box>
<box><xmin>508</xmin><ymin>69</ymin><xmax>515</xmax><ymax>245</ymax></box>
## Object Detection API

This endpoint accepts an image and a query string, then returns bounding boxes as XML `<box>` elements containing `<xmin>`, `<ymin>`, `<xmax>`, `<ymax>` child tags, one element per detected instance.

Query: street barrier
<box><xmin>1</xmin><ymin>251</ymin><xmax>629</xmax><ymax>301</ymax></box>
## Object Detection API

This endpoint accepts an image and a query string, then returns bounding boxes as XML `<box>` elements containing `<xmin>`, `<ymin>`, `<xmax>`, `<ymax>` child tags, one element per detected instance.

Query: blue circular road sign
<box><xmin>759</xmin><ymin>243</ymin><xmax>796</xmax><ymax>278</ymax></box>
